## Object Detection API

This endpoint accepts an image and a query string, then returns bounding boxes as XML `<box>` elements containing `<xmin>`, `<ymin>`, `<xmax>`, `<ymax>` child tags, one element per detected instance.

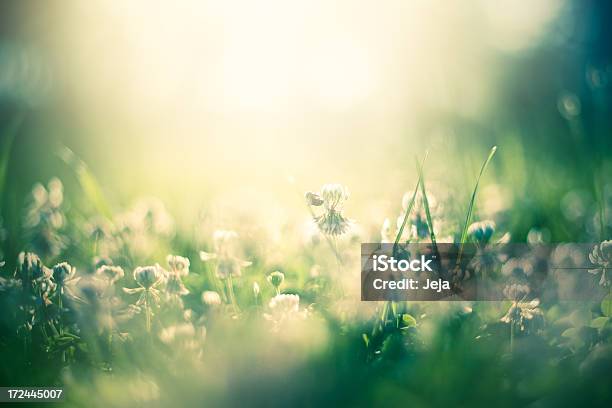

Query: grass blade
<box><xmin>57</xmin><ymin>145</ymin><xmax>112</xmax><ymax>218</ymax></box>
<box><xmin>0</xmin><ymin>114</ymin><xmax>25</xmax><ymax>204</ymax></box>
<box><xmin>394</xmin><ymin>151</ymin><xmax>429</xmax><ymax>252</ymax></box>
<box><xmin>416</xmin><ymin>157</ymin><xmax>439</xmax><ymax>259</ymax></box>
<box><xmin>457</xmin><ymin>146</ymin><xmax>497</xmax><ymax>263</ymax></box>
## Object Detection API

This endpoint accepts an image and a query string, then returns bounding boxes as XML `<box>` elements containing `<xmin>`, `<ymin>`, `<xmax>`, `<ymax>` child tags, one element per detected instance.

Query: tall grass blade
<box><xmin>457</xmin><ymin>146</ymin><xmax>497</xmax><ymax>263</ymax></box>
<box><xmin>0</xmin><ymin>114</ymin><xmax>24</xmax><ymax>203</ymax></box>
<box><xmin>57</xmin><ymin>145</ymin><xmax>112</xmax><ymax>218</ymax></box>
<box><xmin>394</xmin><ymin>151</ymin><xmax>429</xmax><ymax>252</ymax></box>
<box><xmin>416</xmin><ymin>157</ymin><xmax>439</xmax><ymax>259</ymax></box>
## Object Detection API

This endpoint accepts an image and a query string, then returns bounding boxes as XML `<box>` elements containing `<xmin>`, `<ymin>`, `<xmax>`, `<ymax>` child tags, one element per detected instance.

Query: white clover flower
<box><xmin>95</xmin><ymin>265</ymin><xmax>125</xmax><ymax>285</ymax></box>
<box><xmin>468</xmin><ymin>220</ymin><xmax>496</xmax><ymax>245</ymax></box>
<box><xmin>159</xmin><ymin>322</ymin><xmax>195</xmax><ymax>344</ymax></box>
<box><xmin>306</xmin><ymin>184</ymin><xmax>352</xmax><ymax>237</ymax></box>
<box><xmin>263</xmin><ymin>294</ymin><xmax>307</xmax><ymax>329</ymax></box>
<box><xmin>159</xmin><ymin>323</ymin><xmax>205</xmax><ymax>351</ymax></box>
<box><xmin>201</xmin><ymin>290</ymin><xmax>222</xmax><ymax>306</ymax></box>
<box><xmin>267</xmin><ymin>294</ymin><xmax>300</xmax><ymax>315</ymax></box>
<box><xmin>165</xmin><ymin>272</ymin><xmax>190</xmax><ymax>297</ymax></box>
<box><xmin>200</xmin><ymin>230</ymin><xmax>251</xmax><ymax>279</ymax></box>
<box><xmin>132</xmin><ymin>265</ymin><xmax>164</xmax><ymax>289</ymax></box>
<box><xmin>501</xmin><ymin>299</ymin><xmax>543</xmax><ymax>332</ymax></box>
<box><xmin>167</xmin><ymin>254</ymin><xmax>190</xmax><ymax>276</ymax></box>
<box><xmin>320</xmin><ymin>184</ymin><xmax>349</xmax><ymax>211</ymax></box>
<box><xmin>52</xmin><ymin>262</ymin><xmax>76</xmax><ymax>284</ymax></box>
<box><xmin>501</xmin><ymin>258</ymin><xmax>533</xmax><ymax>278</ymax></box>
<box><xmin>267</xmin><ymin>271</ymin><xmax>285</xmax><ymax>289</ymax></box>
<box><xmin>588</xmin><ymin>240</ymin><xmax>612</xmax><ymax>287</ymax></box>
<box><xmin>503</xmin><ymin>283</ymin><xmax>530</xmax><ymax>301</ymax></box>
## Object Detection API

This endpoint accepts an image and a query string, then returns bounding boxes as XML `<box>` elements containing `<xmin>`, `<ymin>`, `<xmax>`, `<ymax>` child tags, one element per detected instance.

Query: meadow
<box><xmin>1</xmin><ymin>1</ymin><xmax>612</xmax><ymax>407</ymax></box>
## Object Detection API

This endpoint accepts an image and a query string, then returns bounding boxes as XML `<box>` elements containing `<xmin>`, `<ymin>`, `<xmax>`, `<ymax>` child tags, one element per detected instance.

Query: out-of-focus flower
<box><xmin>502</xmin><ymin>258</ymin><xmax>533</xmax><ymax>278</ymax></box>
<box><xmin>165</xmin><ymin>272</ymin><xmax>189</xmax><ymax>298</ymax></box>
<box><xmin>588</xmin><ymin>241</ymin><xmax>612</xmax><ymax>287</ymax></box>
<box><xmin>503</xmin><ymin>283</ymin><xmax>530</xmax><ymax>300</ymax></box>
<box><xmin>95</xmin><ymin>265</ymin><xmax>125</xmax><ymax>285</ymax></box>
<box><xmin>468</xmin><ymin>220</ymin><xmax>495</xmax><ymax>245</ymax></box>
<box><xmin>501</xmin><ymin>299</ymin><xmax>544</xmax><ymax>333</ymax></box>
<box><xmin>201</xmin><ymin>290</ymin><xmax>222</xmax><ymax>306</ymax></box>
<box><xmin>307</xmin><ymin>184</ymin><xmax>352</xmax><ymax>236</ymax></box>
<box><xmin>133</xmin><ymin>265</ymin><xmax>163</xmax><ymax>289</ymax></box>
<box><xmin>159</xmin><ymin>322</ymin><xmax>206</xmax><ymax>352</ymax></box>
<box><xmin>23</xmin><ymin>178</ymin><xmax>66</xmax><ymax>258</ymax></box>
<box><xmin>200</xmin><ymin>230</ymin><xmax>251</xmax><ymax>279</ymax></box>
<box><xmin>167</xmin><ymin>255</ymin><xmax>190</xmax><ymax>276</ymax></box>
<box><xmin>52</xmin><ymin>262</ymin><xmax>78</xmax><ymax>285</ymax></box>
<box><xmin>264</xmin><ymin>294</ymin><xmax>306</xmax><ymax>328</ymax></box>
<box><xmin>267</xmin><ymin>271</ymin><xmax>285</xmax><ymax>291</ymax></box>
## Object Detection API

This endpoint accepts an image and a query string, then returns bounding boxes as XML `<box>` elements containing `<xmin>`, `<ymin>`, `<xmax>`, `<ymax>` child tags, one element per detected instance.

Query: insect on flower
<box><xmin>307</xmin><ymin>184</ymin><xmax>352</xmax><ymax>236</ymax></box>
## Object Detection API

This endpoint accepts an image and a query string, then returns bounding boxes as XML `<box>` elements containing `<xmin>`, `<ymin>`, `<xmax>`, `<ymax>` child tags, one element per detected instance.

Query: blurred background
<box><xmin>1</xmin><ymin>0</ymin><xmax>612</xmax><ymax>247</ymax></box>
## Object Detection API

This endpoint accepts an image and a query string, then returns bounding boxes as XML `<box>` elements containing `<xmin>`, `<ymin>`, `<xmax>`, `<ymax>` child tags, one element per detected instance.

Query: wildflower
<box><xmin>267</xmin><ymin>271</ymin><xmax>285</xmax><ymax>294</ymax></box>
<box><xmin>201</xmin><ymin>290</ymin><xmax>222</xmax><ymax>306</ymax></box>
<box><xmin>23</xmin><ymin>179</ymin><xmax>66</xmax><ymax>258</ymax></box>
<box><xmin>165</xmin><ymin>272</ymin><xmax>190</xmax><ymax>299</ymax></box>
<box><xmin>167</xmin><ymin>255</ymin><xmax>190</xmax><ymax>276</ymax></box>
<box><xmin>502</xmin><ymin>283</ymin><xmax>530</xmax><ymax>301</ymax></box>
<box><xmin>308</xmin><ymin>184</ymin><xmax>351</xmax><ymax>236</ymax></box>
<box><xmin>124</xmin><ymin>265</ymin><xmax>164</xmax><ymax>331</ymax></box>
<box><xmin>52</xmin><ymin>261</ymin><xmax>80</xmax><ymax>298</ymax></box>
<box><xmin>501</xmin><ymin>258</ymin><xmax>533</xmax><ymax>278</ymax></box>
<box><xmin>467</xmin><ymin>220</ymin><xmax>495</xmax><ymax>245</ymax></box>
<box><xmin>200</xmin><ymin>230</ymin><xmax>251</xmax><ymax>279</ymax></box>
<box><xmin>159</xmin><ymin>322</ymin><xmax>206</xmax><ymax>352</ymax></box>
<box><xmin>264</xmin><ymin>294</ymin><xmax>304</xmax><ymax>327</ymax></box>
<box><xmin>501</xmin><ymin>299</ymin><xmax>544</xmax><ymax>333</ymax></box>
<box><xmin>52</xmin><ymin>262</ymin><xmax>78</xmax><ymax>285</ymax></box>
<box><xmin>588</xmin><ymin>241</ymin><xmax>612</xmax><ymax>287</ymax></box>
<box><xmin>133</xmin><ymin>265</ymin><xmax>164</xmax><ymax>289</ymax></box>
<box><xmin>95</xmin><ymin>265</ymin><xmax>125</xmax><ymax>285</ymax></box>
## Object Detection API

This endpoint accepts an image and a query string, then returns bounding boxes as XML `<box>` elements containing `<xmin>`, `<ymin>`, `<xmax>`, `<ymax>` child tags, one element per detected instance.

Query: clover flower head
<box><xmin>133</xmin><ymin>265</ymin><xmax>163</xmax><ymax>289</ymax></box>
<box><xmin>166</xmin><ymin>272</ymin><xmax>189</xmax><ymax>297</ymax></box>
<box><xmin>315</xmin><ymin>210</ymin><xmax>351</xmax><ymax>236</ymax></box>
<box><xmin>213</xmin><ymin>230</ymin><xmax>238</xmax><ymax>252</ymax></box>
<box><xmin>500</xmin><ymin>299</ymin><xmax>543</xmax><ymax>332</ymax></box>
<box><xmin>167</xmin><ymin>254</ymin><xmax>190</xmax><ymax>276</ymax></box>
<box><xmin>503</xmin><ymin>283</ymin><xmax>530</xmax><ymax>301</ymax></box>
<box><xmin>588</xmin><ymin>240</ymin><xmax>612</xmax><ymax>287</ymax></box>
<box><xmin>95</xmin><ymin>265</ymin><xmax>125</xmax><ymax>285</ymax></box>
<box><xmin>52</xmin><ymin>262</ymin><xmax>77</xmax><ymax>284</ymax></box>
<box><xmin>320</xmin><ymin>184</ymin><xmax>349</xmax><ymax>211</ymax></box>
<box><xmin>468</xmin><ymin>220</ymin><xmax>496</xmax><ymax>245</ymax></box>
<box><xmin>501</xmin><ymin>258</ymin><xmax>533</xmax><ymax>278</ymax></box>
<box><xmin>268</xmin><ymin>293</ymin><xmax>300</xmax><ymax>315</ymax></box>
<box><xmin>267</xmin><ymin>271</ymin><xmax>285</xmax><ymax>289</ymax></box>
<box><xmin>201</xmin><ymin>290</ymin><xmax>222</xmax><ymax>306</ymax></box>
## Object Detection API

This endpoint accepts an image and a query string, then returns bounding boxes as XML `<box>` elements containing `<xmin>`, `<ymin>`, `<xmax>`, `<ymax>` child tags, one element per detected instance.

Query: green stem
<box><xmin>145</xmin><ymin>291</ymin><xmax>151</xmax><ymax>333</ymax></box>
